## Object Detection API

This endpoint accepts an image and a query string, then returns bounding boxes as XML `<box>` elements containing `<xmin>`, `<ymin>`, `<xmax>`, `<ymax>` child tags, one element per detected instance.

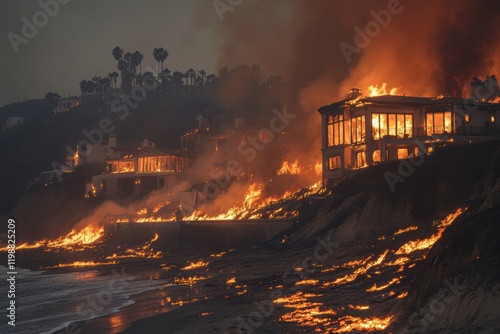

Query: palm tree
<box><xmin>188</xmin><ymin>68</ymin><xmax>195</xmax><ymax>86</ymax></box>
<box><xmin>112</xmin><ymin>46</ymin><xmax>123</xmax><ymax>61</ymax></box>
<box><xmin>172</xmin><ymin>71</ymin><xmax>183</xmax><ymax>97</ymax></box>
<box><xmin>199</xmin><ymin>70</ymin><xmax>206</xmax><ymax>86</ymax></box>
<box><xmin>160</xmin><ymin>68</ymin><xmax>171</xmax><ymax>94</ymax></box>
<box><xmin>153</xmin><ymin>48</ymin><xmax>168</xmax><ymax>74</ymax></box>
<box><xmin>133</xmin><ymin>51</ymin><xmax>143</xmax><ymax>75</ymax></box>
<box><xmin>108</xmin><ymin>72</ymin><xmax>119</xmax><ymax>92</ymax></box>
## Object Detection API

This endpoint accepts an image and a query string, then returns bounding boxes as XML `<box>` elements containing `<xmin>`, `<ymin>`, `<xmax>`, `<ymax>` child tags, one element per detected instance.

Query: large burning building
<box><xmin>318</xmin><ymin>77</ymin><xmax>500</xmax><ymax>187</ymax></box>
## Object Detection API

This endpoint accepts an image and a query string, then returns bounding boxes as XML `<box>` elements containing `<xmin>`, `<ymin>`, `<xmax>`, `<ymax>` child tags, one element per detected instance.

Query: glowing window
<box><xmin>491</xmin><ymin>116</ymin><xmax>496</xmax><ymax>123</ymax></box>
<box><xmin>373</xmin><ymin>150</ymin><xmax>381</xmax><ymax>163</ymax></box>
<box><xmin>327</xmin><ymin>114</ymin><xmax>345</xmax><ymax>147</ymax></box>
<box><xmin>356</xmin><ymin>151</ymin><xmax>366</xmax><ymax>168</ymax></box>
<box><xmin>397</xmin><ymin>148</ymin><xmax>408</xmax><ymax>159</ymax></box>
<box><xmin>328</xmin><ymin>156</ymin><xmax>341</xmax><ymax>170</ymax></box>
<box><xmin>352</xmin><ymin>116</ymin><xmax>365</xmax><ymax>143</ymax></box>
<box><xmin>426</xmin><ymin>112</ymin><xmax>453</xmax><ymax>135</ymax></box>
<box><xmin>465</xmin><ymin>114</ymin><xmax>470</xmax><ymax>123</ymax></box>
<box><xmin>372</xmin><ymin>113</ymin><xmax>413</xmax><ymax>140</ymax></box>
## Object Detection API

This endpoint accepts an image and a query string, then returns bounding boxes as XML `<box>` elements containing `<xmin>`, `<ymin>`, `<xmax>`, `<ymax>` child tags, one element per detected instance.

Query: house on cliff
<box><xmin>319</xmin><ymin>77</ymin><xmax>500</xmax><ymax>187</ymax></box>
<box><xmin>87</xmin><ymin>139</ymin><xmax>190</xmax><ymax>197</ymax></box>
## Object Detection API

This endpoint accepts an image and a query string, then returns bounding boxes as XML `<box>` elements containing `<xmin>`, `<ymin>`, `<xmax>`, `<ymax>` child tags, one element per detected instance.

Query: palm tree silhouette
<box><xmin>112</xmin><ymin>46</ymin><xmax>123</xmax><ymax>61</ymax></box>
<box><xmin>108</xmin><ymin>72</ymin><xmax>119</xmax><ymax>95</ymax></box>
<box><xmin>199</xmin><ymin>70</ymin><xmax>206</xmax><ymax>86</ymax></box>
<box><xmin>153</xmin><ymin>48</ymin><xmax>168</xmax><ymax>74</ymax></box>
<box><xmin>133</xmin><ymin>51</ymin><xmax>143</xmax><ymax>75</ymax></box>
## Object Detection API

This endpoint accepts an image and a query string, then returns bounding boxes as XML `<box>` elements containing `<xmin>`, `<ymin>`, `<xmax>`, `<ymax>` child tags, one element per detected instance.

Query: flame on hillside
<box><xmin>395</xmin><ymin>208</ymin><xmax>465</xmax><ymax>255</ymax></box>
<box><xmin>0</xmin><ymin>226</ymin><xmax>104</xmax><ymax>252</ymax></box>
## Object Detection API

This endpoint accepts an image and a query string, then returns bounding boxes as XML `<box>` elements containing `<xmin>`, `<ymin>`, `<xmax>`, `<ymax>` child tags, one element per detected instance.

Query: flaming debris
<box><xmin>106</xmin><ymin>233</ymin><xmax>162</xmax><ymax>259</ymax></box>
<box><xmin>182</xmin><ymin>260</ymin><xmax>209</xmax><ymax>271</ymax></box>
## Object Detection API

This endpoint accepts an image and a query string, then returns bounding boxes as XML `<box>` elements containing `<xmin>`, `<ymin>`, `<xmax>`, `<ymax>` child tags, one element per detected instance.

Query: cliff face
<box><xmin>393</xmin><ymin>147</ymin><xmax>500</xmax><ymax>333</ymax></box>
<box><xmin>294</xmin><ymin>142</ymin><xmax>499</xmax><ymax>244</ymax></box>
<box><xmin>288</xmin><ymin>141</ymin><xmax>500</xmax><ymax>333</ymax></box>
<box><xmin>8</xmin><ymin>163</ymin><xmax>105</xmax><ymax>241</ymax></box>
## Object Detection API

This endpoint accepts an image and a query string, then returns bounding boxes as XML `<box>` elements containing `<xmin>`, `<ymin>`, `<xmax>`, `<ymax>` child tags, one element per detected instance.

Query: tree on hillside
<box><xmin>188</xmin><ymin>68</ymin><xmax>196</xmax><ymax>87</ymax></box>
<box><xmin>159</xmin><ymin>68</ymin><xmax>171</xmax><ymax>94</ymax></box>
<box><xmin>45</xmin><ymin>92</ymin><xmax>61</xmax><ymax>110</ymax></box>
<box><xmin>172</xmin><ymin>71</ymin><xmax>184</xmax><ymax>97</ymax></box>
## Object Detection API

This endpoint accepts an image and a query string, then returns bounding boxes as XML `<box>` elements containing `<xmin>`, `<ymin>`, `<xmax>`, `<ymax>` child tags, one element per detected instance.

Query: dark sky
<box><xmin>0</xmin><ymin>0</ymin><xmax>218</xmax><ymax>106</ymax></box>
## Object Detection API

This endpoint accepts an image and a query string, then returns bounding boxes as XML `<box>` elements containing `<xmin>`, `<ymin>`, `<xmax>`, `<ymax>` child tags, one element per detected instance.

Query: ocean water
<box><xmin>0</xmin><ymin>265</ymin><xmax>164</xmax><ymax>334</ymax></box>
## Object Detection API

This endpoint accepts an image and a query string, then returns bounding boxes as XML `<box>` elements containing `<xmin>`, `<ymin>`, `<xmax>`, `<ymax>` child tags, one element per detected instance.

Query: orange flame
<box><xmin>368</xmin><ymin>83</ymin><xmax>399</xmax><ymax>97</ymax></box>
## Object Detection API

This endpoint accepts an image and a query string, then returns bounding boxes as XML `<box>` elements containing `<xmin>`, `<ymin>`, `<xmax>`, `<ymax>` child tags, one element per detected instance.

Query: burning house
<box><xmin>319</xmin><ymin>79</ymin><xmax>500</xmax><ymax>187</ymax></box>
<box><xmin>88</xmin><ymin>139</ymin><xmax>190</xmax><ymax>197</ymax></box>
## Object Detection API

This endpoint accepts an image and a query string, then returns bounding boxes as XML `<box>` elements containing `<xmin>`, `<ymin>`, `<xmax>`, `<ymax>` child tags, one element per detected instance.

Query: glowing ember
<box><xmin>106</xmin><ymin>233</ymin><xmax>162</xmax><ymax>259</ymax></box>
<box><xmin>324</xmin><ymin>250</ymin><xmax>389</xmax><ymax>286</ymax></box>
<box><xmin>210</xmin><ymin>251</ymin><xmax>226</xmax><ymax>258</ymax></box>
<box><xmin>395</xmin><ymin>208</ymin><xmax>464</xmax><ymax>255</ymax></box>
<box><xmin>397</xmin><ymin>291</ymin><xmax>409</xmax><ymax>299</ymax></box>
<box><xmin>394</xmin><ymin>226</ymin><xmax>418</xmax><ymax>235</ymax></box>
<box><xmin>274</xmin><ymin>292</ymin><xmax>336</xmax><ymax>328</ymax></box>
<box><xmin>365</xmin><ymin>277</ymin><xmax>401</xmax><ymax>292</ymax></box>
<box><xmin>43</xmin><ymin>260</ymin><xmax>117</xmax><ymax>269</ymax></box>
<box><xmin>368</xmin><ymin>83</ymin><xmax>399</xmax><ymax>97</ymax></box>
<box><xmin>226</xmin><ymin>277</ymin><xmax>236</xmax><ymax>285</ymax></box>
<box><xmin>295</xmin><ymin>279</ymin><xmax>319</xmax><ymax>286</ymax></box>
<box><xmin>181</xmin><ymin>260</ymin><xmax>209</xmax><ymax>271</ymax></box>
<box><xmin>173</xmin><ymin>276</ymin><xmax>209</xmax><ymax>286</ymax></box>
<box><xmin>335</xmin><ymin>315</ymin><xmax>393</xmax><ymax>332</ymax></box>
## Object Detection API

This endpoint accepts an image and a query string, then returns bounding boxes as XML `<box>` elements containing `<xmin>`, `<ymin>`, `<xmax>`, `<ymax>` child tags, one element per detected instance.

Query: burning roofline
<box><xmin>318</xmin><ymin>94</ymin><xmax>500</xmax><ymax>114</ymax></box>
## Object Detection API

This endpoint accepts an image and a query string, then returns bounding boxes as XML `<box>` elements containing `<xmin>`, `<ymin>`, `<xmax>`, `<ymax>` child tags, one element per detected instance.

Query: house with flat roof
<box><xmin>318</xmin><ymin>79</ymin><xmax>500</xmax><ymax>187</ymax></box>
